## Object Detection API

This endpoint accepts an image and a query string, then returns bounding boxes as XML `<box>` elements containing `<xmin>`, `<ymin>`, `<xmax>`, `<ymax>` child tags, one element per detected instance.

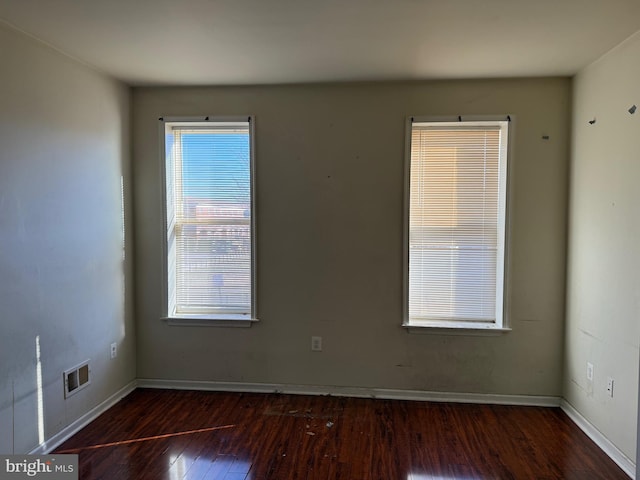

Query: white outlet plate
<box><xmin>607</xmin><ymin>377</ymin><xmax>614</xmax><ymax>397</ymax></box>
<box><xmin>110</xmin><ymin>342</ymin><xmax>117</xmax><ymax>359</ymax></box>
<box><xmin>586</xmin><ymin>362</ymin><xmax>594</xmax><ymax>382</ymax></box>
<box><xmin>311</xmin><ymin>336</ymin><xmax>322</xmax><ymax>352</ymax></box>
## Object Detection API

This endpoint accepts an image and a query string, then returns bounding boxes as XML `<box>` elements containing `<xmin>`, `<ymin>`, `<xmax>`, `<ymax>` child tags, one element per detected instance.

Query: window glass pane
<box><xmin>408</xmin><ymin>121</ymin><xmax>507</xmax><ymax>326</ymax></box>
<box><xmin>165</xmin><ymin>121</ymin><xmax>253</xmax><ymax>317</ymax></box>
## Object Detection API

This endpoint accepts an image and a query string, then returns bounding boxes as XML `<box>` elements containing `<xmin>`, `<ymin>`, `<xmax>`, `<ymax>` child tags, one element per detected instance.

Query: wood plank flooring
<box><xmin>55</xmin><ymin>389</ymin><xmax>630</xmax><ymax>479</ymax></box>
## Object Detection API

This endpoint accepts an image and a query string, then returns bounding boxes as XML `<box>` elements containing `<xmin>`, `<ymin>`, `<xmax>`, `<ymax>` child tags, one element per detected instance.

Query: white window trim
<box><xmin>402</xmin><ymin>115</ymin><xmax>513</xmax><ymax>334</ymax></box>
<box><xmin>160</xmin><ymin>115</ymin><xmax>258</xmax><ymax>327</ymax></box>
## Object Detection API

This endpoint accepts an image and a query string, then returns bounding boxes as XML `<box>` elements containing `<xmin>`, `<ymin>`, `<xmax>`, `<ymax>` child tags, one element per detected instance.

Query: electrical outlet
<box><xmin>110</xmin><ymin>342</ymin><xmax>117</xmax><ymax>359</ymax></box>
<box><xmin>607</xmin><ymin>377</ymin><xmax>614</xmax><ymax>397</ymax></box>
<box><xmin>586</xmin><ymin>362</ymin><xmax>594</xmax><ymax>382</ymax></box>
<box><xmin>311</xmin><ymin>336</ymin><xmax>322</xmax><ymax>352</ymax></box>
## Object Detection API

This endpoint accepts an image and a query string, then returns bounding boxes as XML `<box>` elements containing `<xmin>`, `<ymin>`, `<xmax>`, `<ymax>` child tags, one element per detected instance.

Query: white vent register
<box><xmin>63</xmin><ymin>360</ymin><xmax>90</xmax><ymax>398</ymax></box>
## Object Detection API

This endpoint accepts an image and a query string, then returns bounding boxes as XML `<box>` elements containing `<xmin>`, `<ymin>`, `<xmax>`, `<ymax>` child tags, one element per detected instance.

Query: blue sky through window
<box><xmin>168</xmin><ymin>132</ymin><xmax>250</xmax><ymax>201</ymax></box>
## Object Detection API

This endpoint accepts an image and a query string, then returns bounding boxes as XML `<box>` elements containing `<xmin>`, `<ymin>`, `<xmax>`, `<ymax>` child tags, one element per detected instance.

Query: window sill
<box><xmin>162</xmin><ymin>315</ymin><xmax>259</xmax><ymax>328</ymax></box>
<box><xmin>402</xmin><ymin>321</ymin><xmax>511</xmax><ymax>336</ymax></box>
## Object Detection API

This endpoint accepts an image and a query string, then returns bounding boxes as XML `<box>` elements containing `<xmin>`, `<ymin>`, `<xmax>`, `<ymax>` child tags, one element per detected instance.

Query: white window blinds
<box><xmin>164</xmin><ymin>119</ymin><xmax>254</xmax><ymax>318</ymax></box>
<box><xmin>407</xmin><ymin>120</ymin><xmax>508</xmax><ymax>326</ymax></box>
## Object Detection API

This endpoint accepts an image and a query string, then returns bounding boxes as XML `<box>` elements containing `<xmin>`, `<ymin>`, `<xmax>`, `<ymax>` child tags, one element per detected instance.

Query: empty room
<box><xmin>1</xmin><ymin>1</ymin><xmax>639</xmax><ymax>478</ymax></box>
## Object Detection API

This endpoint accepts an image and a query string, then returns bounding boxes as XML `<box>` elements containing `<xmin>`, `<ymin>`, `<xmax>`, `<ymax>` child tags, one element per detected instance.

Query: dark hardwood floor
<box><xmin>55</xmin><ymin>388</ymin><xmax>629</xmax><ymax>479</ymax></box>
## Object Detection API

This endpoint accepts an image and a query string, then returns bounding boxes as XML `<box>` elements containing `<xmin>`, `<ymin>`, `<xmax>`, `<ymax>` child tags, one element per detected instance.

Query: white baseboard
<box><xmin>561</xmin><ymin>400</ymin><xmax>635</xmax><ymax>479</ymax></box>
<box><xmin>136</xmin><ymin>378</ymin><xmax>561</xmax><ymax>407</ymax></box>
<box><xmin>29</xmin><ymin>380</ymin><xmax>137</xmax><ymax>455</ymax></box>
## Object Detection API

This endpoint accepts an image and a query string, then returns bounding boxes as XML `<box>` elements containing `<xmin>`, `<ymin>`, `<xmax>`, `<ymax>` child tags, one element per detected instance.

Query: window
<box><xmin>404</xmin><ymin>117</ymin><xmax>510</xmax><ymax>331</ymax></box>
<box><xmin>162</xmin><ymin>117</ymin><xmax>256</xmax><ymax>325</ymax></box>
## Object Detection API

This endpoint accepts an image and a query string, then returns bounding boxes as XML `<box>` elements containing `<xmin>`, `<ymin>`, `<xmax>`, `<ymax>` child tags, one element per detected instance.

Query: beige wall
<box><xmin>0</xmin><ymin>23</ymin><xmax>134</xmax><ymax>453</ymax></box>
<box><xmin>133</xmin><ymin>79</ymin><xmax>570</xmax><ymax>396</ymax></box>
<box><xmin>565</xmin><ymin>32</ymin><xmax>640</xmax><ymax>461</ymax></box>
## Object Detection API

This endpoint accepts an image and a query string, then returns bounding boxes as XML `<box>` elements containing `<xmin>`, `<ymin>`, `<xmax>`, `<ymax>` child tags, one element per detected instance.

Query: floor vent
<box><xmin>64</xmin><ymin>360</ymin><xmax>90</xmax><ymax>398</ymax></box>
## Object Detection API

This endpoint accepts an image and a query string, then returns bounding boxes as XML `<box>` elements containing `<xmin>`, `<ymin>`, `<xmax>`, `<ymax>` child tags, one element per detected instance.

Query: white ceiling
<box><xmin>1</xmin><ymin>0</ymin><xmax>640</xmax><ymax>86</ymax></box>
